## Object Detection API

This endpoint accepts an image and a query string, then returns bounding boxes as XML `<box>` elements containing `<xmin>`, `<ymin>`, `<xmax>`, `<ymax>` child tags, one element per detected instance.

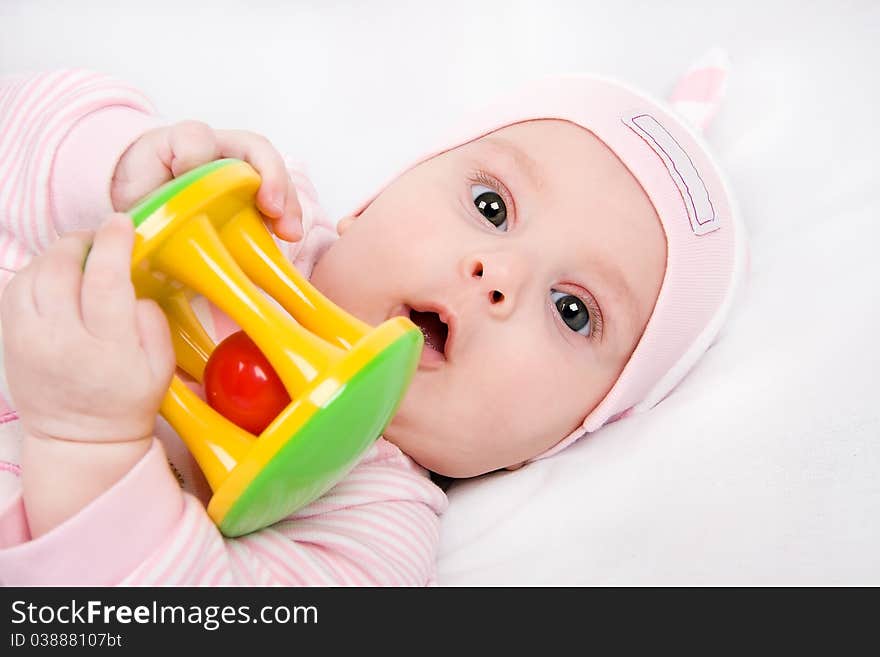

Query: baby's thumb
<box><xmin>134</xmin><ymin>298</ymin><xmax>176</xmax><ymax>388</ymax></box>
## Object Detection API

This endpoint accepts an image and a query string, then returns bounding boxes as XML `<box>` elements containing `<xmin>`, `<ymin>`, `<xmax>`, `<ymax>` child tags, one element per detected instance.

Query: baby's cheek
<box><xmin>469</xmin><ymin>349</ymin><xmax>548</xmax><ymax>428</ymax></box>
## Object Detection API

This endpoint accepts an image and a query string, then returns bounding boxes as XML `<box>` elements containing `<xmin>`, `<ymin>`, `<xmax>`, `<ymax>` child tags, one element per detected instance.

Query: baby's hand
<box><xmin>111</xmin><ymin>121</ymin><xmax>304</xmax><ymax>241</ymax></box>
<box><xmin>0</xmin><ymin>214</ymin><xmax>176</xmax><ymax>444</ymax></box>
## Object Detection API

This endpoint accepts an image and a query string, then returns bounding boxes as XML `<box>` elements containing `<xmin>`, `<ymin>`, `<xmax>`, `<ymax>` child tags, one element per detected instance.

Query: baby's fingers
<box><xmin>80</xmin><ymin>214</ymin><xmax>137</xmax><ymax>340</ymax></box>
<box><xmin>166</xmin><ymin>121</ymin><xmax>220</xmax><ymax>177</ymax></box>
<box><xmin>268</xmin><ymin>179</ymin><xmax>304</xmax><ymax>242</ymax></box>
<box><xmin>214</xmin><ymin>129</ymin><xmax>300</xmax><ymax>221</ymax></box>
<box><xmin>134</xmin><ymin>298</ymin><xmax>175</xmax><ymax>386</ymax></box>
<box><xmin>0</xmin><ymin>263</ymin><xmax>39</xmax><ymax>334</ymax></box>
<box><xmin>26</xmin><ymin>232</ymin><xmax>93</xmax><ymax>321</ymax></box>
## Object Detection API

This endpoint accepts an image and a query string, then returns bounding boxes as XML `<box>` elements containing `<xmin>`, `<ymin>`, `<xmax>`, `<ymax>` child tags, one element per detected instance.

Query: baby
<box><xmin>0</xmin><ymin>55</ymin><xmax>746</xmax><ymax>585</ymax></box>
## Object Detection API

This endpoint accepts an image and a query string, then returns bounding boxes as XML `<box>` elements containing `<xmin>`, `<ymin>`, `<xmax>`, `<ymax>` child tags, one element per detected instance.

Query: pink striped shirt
<box><xmin>0</xmin><ymin>70</ymin><xmax>447</xmax><ymax>586</ymax></box>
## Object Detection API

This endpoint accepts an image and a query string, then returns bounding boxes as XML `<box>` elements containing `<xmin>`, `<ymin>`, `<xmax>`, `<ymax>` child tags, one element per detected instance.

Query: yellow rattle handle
<box><xmin>128</xmin><ymin>158</ymin><xmax>424</xmax><ymax>536</ymax></box>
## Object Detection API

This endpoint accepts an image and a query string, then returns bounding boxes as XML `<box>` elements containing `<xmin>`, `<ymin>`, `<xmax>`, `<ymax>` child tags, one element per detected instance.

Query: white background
<box><xmin>3</xmin><ymin>0</ymin><xmax>875</xmax><ymax>225</ymax></box>
<box><xmin>2</xmin><ymin>0</ymin><xmax>878</xmax><ymax>584</ymax></box>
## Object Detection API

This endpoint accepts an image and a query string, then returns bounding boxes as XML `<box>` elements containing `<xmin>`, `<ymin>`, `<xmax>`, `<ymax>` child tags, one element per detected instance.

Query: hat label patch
<box><xmin>623</xmin><ymin>113</ymin><xmax>720</xmax><ymax>235</ymax></box>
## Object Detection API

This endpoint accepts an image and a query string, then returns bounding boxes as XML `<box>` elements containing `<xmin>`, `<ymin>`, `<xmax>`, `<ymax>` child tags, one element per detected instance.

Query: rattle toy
<box><xmin>127</xmin><ymin>158</ymin><xmax>423</xmax><ymax>537</ymax></box>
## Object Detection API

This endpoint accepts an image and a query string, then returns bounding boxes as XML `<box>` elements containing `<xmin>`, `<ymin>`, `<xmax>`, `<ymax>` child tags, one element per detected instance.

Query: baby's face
<box><xmin>310</xmin><ymin>119</ymin><xmax>666</xmax><ymax>477</ymax></box>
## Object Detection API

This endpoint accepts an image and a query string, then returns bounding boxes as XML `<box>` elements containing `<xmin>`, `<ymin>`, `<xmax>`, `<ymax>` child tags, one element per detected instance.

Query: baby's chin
<box><xmin>381</xmin><ymin>395</ymin><xmax>451</xmax><ymax>473</ymax></box>
<box><xmin>381</xmin><ymin>416</ymin><xmax>497</xmax><ymax>479</ymax></box>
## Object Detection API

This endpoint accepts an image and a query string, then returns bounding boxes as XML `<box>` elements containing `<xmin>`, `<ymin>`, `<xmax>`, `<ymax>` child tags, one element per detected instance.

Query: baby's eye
<box><xmin>471</xmin><ymin>184</ymin><xmax>508</xmax><ymax>231</ymax></box>
<box><xmin>551</xmin><ymin>290</ymin><xmax>591</xmax><ymax>336</ymax></box>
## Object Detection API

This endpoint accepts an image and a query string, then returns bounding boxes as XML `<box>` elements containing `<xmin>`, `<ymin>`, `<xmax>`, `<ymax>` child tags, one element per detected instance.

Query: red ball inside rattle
<box><xmin>204</xmin><ymin>330</ymin><xmax>292</xmax><ymax>435</ymax></box>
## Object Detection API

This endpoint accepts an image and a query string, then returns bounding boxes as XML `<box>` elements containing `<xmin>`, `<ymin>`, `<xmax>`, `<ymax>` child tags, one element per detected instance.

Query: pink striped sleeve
<box><xmin>0</xmin><ymin>437</ymin><xmax>185</xmax><ymax>586</ymax></box>
<box><xmin>122</xmin><ymin>439</ymin><xmax>448</xmax><ymax>586</ymax></box>
<box><xmin>0</xmin><ymin>69</ymin><xmax>162</xmax><ymax>290</ymax></box>
<box><xmin>0</xmin><ymin>429</ymin><xmax>445</xmax><ymax>586</ymax></box>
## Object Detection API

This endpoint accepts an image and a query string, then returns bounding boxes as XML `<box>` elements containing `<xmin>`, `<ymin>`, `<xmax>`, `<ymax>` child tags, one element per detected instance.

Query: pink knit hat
<box><xmin>347</xmin><ymin>49</ymin><xmax>749</xmax><ymax>461</ymax></box>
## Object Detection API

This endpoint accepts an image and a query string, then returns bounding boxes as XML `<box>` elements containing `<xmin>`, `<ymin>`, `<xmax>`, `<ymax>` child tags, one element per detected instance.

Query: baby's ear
<box><xmin>336</xmin><ymin>215</ymin><xmax>356</xmax><ymax>236</ymax></box>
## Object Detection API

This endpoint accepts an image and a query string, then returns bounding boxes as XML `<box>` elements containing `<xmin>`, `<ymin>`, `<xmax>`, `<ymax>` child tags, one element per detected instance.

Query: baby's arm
<box><xmin>0</xmin><ymin>70</ymin><xmax>165</xmax><ymax>536</ymax></box>
<box><xmin>0</xmin><ymin>69</ymin><xmax>304</xmax><ymax>294</ymax></box>
<box><xmin>0</xmin><ymin>70</ymin><xmax>158</xmax><ymax>289</ymax></box>
<box><xmin>1</xmin><ymin>218</ymin><xmax>443</xmax><ymax>584</ymax></box>
<box><xmin>2</xmin><ymin>216</ymin><xmax>176</xmax><ymax>537</ymax></box>
<box><xmin>0</xmin><ymin>70</ymin><xmax>299</xmax><ymax>534</ymax></box>
<box><xmin>0</xmin><ymin>70</ymin><xmax>444</xmax><ymax>585</ymax></box>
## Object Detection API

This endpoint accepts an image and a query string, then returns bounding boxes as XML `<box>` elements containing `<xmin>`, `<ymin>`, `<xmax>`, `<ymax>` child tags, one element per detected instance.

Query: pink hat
<box><xmin>347</xmin><ymin>49</ymin><xmax>749</xmax><ymax>461</ymax></box>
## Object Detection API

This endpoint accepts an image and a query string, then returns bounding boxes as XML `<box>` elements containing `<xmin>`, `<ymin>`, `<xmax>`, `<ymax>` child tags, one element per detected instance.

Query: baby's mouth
<box><xmin>408</xmin><ymin>308</ymin><xmax>449</xmax><ymax>357</ymax></box>
<box><xmin>387</xmin><ymin>302</ymin><xmax>455</xmax><ymax>365</ymax></box>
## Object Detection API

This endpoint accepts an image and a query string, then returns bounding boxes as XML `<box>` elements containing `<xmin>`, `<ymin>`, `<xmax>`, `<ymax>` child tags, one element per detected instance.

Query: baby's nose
<box><xmin>462</xmin><ymin>252</ymin><xmax>527</xmax><ymax>310</ymax></box>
